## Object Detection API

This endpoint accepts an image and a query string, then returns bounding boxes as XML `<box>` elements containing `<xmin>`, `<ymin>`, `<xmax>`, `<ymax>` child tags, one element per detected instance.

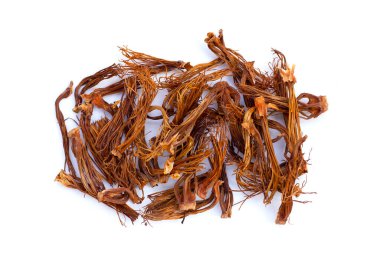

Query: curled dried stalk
<box><xmin>55</xmin><ymin>82</ymin><xmax>76</xmax><ymax>176</ymax></box>
<box><xmin>143</xmin><ymin>176</ymin><xmax>223</xmax><ymax>222</ymax></box>
<box><xmin>54</xmin><ymin>30</ymin><xmax>327</xmax><ymax>225</ymax></box>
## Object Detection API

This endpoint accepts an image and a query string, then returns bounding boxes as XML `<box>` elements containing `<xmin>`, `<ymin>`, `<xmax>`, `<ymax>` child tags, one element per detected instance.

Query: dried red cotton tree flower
<box><xmin>54</xmin><ymin>30</ymin><xmax>327</xmax><ymax>225</ymax></box>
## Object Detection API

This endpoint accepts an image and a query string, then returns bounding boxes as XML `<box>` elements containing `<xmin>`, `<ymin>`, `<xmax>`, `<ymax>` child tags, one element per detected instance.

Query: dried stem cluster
<box><xmin>55</xmin><ymin>30</ymin><xmax>327</xmax><ymax>225</ymax></box>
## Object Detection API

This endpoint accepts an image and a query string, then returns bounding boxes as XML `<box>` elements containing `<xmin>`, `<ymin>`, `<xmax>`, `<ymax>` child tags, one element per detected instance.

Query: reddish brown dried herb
<box><xmin>55</xmin><ymin>30</ymin><xmax>327</xmax><ymax>225</ymax></box>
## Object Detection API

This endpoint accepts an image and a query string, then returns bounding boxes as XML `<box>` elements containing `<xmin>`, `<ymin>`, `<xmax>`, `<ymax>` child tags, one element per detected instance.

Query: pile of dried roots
<box><xmin>55</xmin><ymin>30</ymin><xmax>327</xmax><ymax>225</ymax></box>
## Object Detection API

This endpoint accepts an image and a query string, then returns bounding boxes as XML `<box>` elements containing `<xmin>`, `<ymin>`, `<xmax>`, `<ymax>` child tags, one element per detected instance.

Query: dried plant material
<box><xmin>163</xmin><ymin>156</ymin><xmax>175</xmax><ymax>175</ymax></box>
<box><xmin>55</xmin><ymin>82</ymin><xmax>76</xmax><ymax>176</ymax></box>
<box><xmin>279</xmin><ymin>64</ymin><xmax>296</xmax><ymax>83</ymax></box>
<box><xmin>54</xmin><ymin>30</ymin><xmax>327</xmax><ymax>225</ymax></box>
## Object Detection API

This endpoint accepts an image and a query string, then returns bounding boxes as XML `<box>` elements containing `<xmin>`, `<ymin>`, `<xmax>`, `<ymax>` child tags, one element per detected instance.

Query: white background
<box><xmin>1</xmin><ymin>0</ymin><xmax>379</xmax><ymax>252</ymax></box>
